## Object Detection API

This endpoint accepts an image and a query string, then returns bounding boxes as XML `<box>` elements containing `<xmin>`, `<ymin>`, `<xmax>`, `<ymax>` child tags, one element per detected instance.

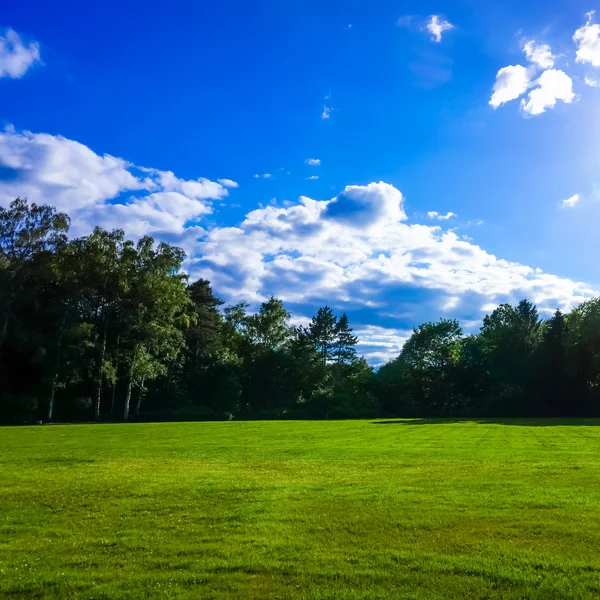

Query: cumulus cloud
<box><xmin>426</xmin><ymin>15</ymin><xmax>454</xmax><ymax>43</ymax></box>
<box><xmin>585</xmin><ymin>76</ymin><xmax>599</xmax><ymax>86</ymax></box>
<box><xmin>562</xmin><ymin>194</ymin><xmax>580</xmax><ymax>208</ymax></box>
<box><xmin>522</xmin><ymin>40</ymin><xmax>556</xmax><ymax>69</ymax></box>
<box><xmin>323</xmin><ymin>182</ymin><xmax>406</xmax><ymax>230</ymax></box>
<box><xmin>253</xmin><ymin>173</ymin><xmax>272</xmax><ymax>179</ymax></box>
<box><xmin>0</xmin><ymin>127</ymin><xmax>229</xmax><ymax>240</ymax></box>
<box><xmin>1</xmin><ymin>131</ymin><xmax>596</xmax><ymax>363</ymax></box>
<box><xmin>192</xmin><ymin>181</ymin><xmax>596</xmax><ymax>365</ymax></box>
<box><xmin>305</xmin><ymin>158</ymin><xmax>321</xmax><ymax>166</ymax></box>
<box><xmin>490</xmin><ymin>65</ymin><xmax>531</xmax><ymax>108</ymax></box>
<box><xmin>217</xmin><ymin>178</ymin><xmax>238</xmax><ymax>188</ymax></box>
<box><xmin>428</xmin><ymin>211</ymin><xmax>456</xmax><ymax>220</ymax></box>
<box><xmin>322</xmin><ymin>105</ymin><xmax>332</xmax><ymax>119</ymax></box>
<box><xmin>574</xmin><ymin>11</ymin><xmax>600</xmax><ymax>67</ymax></box>
<box><xmin>355</xmin><ymin>325</ymin><xmax>411</xmax><ymax>366</ymax></box>
<box><xmin>520</xmin><ymin>69</ymin><xmax>575</xmax><ymax>115</ymax></box>
<box><xmin>306</xmin><ymin>175</ymin><xmax>319</xmax><ymax>180</ymax></box>
<box><xmin>490</xmin><ymin>38</ymin><xmax>574</xmax><ymax>116</ymax></box>
<box><xmin>0</xmin><ymin>28</ymin><xmax>41</xmax><ymax>79</ymax></box>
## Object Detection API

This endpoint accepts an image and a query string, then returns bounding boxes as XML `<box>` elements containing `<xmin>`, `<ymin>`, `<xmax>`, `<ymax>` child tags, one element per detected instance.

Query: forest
<box><xmin>2</xmin><ymin>197</ymin><xmax>600</xmax><ymax>424</ymax></box>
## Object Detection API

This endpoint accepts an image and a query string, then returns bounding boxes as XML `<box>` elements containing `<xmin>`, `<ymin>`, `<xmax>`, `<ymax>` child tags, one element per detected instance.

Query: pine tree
<box><xmin>308</xmin><ymin>306</ymin><xmax>338</xmax><ymax>364</ymax></box>
<box><xmin>334</xmin><ymin>313</ymin><xmax>358</xmax><ymax>364</ymax></box>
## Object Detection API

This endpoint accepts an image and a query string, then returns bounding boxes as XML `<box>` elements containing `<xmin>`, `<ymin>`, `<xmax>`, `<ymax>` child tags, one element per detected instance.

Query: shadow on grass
<box><xmin>373</xmin><ymin>418</ymin><xmax>600</xmax><ymax>426</ymax></box>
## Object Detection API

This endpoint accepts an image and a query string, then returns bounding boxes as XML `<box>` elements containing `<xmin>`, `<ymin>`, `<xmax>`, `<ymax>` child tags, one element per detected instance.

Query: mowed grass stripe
<box><xmin>1</xmin><ymin>419</ymin><xmax>600</xmax><ymax>599</ymax></box>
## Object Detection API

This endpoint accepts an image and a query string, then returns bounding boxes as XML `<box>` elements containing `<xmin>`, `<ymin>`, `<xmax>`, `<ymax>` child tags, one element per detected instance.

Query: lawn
<box><xmin>2</xmin><ymin>419</ymin><xmax>600</xmax><ymax>599</ymax></box>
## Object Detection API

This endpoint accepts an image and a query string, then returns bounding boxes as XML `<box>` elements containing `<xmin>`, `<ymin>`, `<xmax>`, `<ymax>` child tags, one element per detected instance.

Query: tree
<box><xmin>41</xmin><ymin>240</ymin><xmax>89</xmax><ymax>421</ymax></box>
<box><xmin>375</xmin><ymin>357</ymin><xmax>414</xmax><ymax>416</ymax></box>
<box><xmin>70</xmin><ymin>228</ymin><xmax>128</xmax><ymax>420</ymax></box>
<box><xmin>187</xmin><ymin>279</ymin><xmax>223</xmax><ymax>364</ymax></box>
<box><xmin>334</xmin><ymin>313</ymin><xmax>358</xmax><ymax>364</ymax></box>
<box><xmin>246</xmin><ymin>297</ymin><xmax>291</xmax><ymax>351</ymax></box>
<box><xmin>0</xmin><ymin>198</ymin><xmax>69</xmax><ymax>352</ymax></box>
<box><xmin>534</xmin><ymin>310</ymin><xmax>570</xmax><ymax>416</ymax></box>
<box><xmin>308</xmin><ymin>306</ymin><xmax>338</xmax><ymax>364</ymax></box>
<box><xmin>566</xmin><ymin>299</ymin><xmax>600</xmax><ymax>414</ymax></box>
<box><xmin>287</xmin><ymin>326</ymin><xmax>328</xmax><ymax>410</ymax></box>
<box><xmin>399</xmin><ymin>319</ymin><xmax>462</xmax><ymax>415</ymax></box>
<box><xmin>478</xmin><ymin>300</ymin><xmax>541</xmax><ymax>414</ymax></box>
<box><xmin>119</xmin><ymin>237</ymin><xmax>191</xmax><ymax>420</ymax></box>
<box><xmin>9</xmin><ymin>199</ymin><xmax>600</xmax><ymax>423</ymax></box>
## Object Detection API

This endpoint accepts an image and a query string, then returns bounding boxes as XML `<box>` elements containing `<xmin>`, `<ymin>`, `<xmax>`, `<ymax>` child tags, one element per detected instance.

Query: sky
<box><xmin>1</xmin><ymin>0</ymin><xmax>600</xmax><ymax>364</ymax></box>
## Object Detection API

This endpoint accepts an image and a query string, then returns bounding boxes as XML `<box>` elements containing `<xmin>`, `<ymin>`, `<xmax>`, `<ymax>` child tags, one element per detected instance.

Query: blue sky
<box><xmin>1</xmin><ymin>0</ymin><xmax>600</xmax><ymax>362</ymax></box>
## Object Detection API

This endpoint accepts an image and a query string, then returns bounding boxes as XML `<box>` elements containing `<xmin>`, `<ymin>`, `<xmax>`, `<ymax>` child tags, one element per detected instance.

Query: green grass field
<box><xmin>2</xmin><ymin>419</ymin><xmax>600</xmax><ymax>599</ymax></box>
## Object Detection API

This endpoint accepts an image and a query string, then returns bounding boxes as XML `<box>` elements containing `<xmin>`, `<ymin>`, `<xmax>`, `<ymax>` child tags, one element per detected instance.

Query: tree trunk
<box><xmin>123</xmin><ymin>345</ymin><xmax>138</xmax><ymax>421</ymax></box>
<box><xmin>47</xmin><ymin>376</ymin><xmax>57</xmax><ymax>421</ymax></box>
<box><xmin>94</xmin><ymin>322</ymin><xmax>108</xmax><ymax>421</ymax></box>
<box><xmin>134</xmin><ymin>376</ymin><xmax>145</xmax><ymax>419</ymax></box>
<box><xmin>123</xmin><ymin>372</ymin><xmax>133</xmax><ymax>421</ymax></box>
<box><xmin>47</xmin><ymin>312</ymin><xmax>67</xmax><ymax>422</ymax></box>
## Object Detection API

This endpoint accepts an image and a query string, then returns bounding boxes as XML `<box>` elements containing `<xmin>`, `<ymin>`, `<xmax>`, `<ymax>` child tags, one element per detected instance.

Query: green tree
<box><xmin>246</xmin><ymin>297</ymin><xmax>291</xmax><ymax>351</ymax></box>
<box><xmin>120</xmin><ymin>237</ymin><xmax>191</xmax><ymax>420</ymax></box>
<box><xmin>566</xmin><ymin>299</ymin><xmax>600</xmax><ymax>414</ymax></box>
<box><xmin>400</xmin><ymin>319</ymin><xmax>462</xmax><ymax>415</ymax></box>
<box><xmin>70</xmin><ymin>228</ymin><xmax>128</xmax><ymax>420</ymax></box>
<box><xmin>0</xmin><ymin>198</ymin><xmax>69</xmax><ymax>352</ymax></box>
<box><xmin>41</xmin><ymin>239</ymin><xmax>90</xmax><ymax>421</ymax></box>
<box><xmin>187</xmin><ymin>279</ymin><xmax>223</xmax><ymax>365</ymax></box>
<box><xmin>308</xmin><ymin>306</ymin><xmax>338</xmax><ymax>364</ymax></box>
<box><xmin>334</xmin><ymin>313</ymin><xmax>358</xmax><ymax>364</ymax></box>
<box><xmin>534</xmin><ymin>310</ymin><xmax>570</xmax><ymax>416</ymax></box>
<box><xmin>479</xmin><ymin>300</ymin><xmax>541</xmax><ymax>413</ymax></box>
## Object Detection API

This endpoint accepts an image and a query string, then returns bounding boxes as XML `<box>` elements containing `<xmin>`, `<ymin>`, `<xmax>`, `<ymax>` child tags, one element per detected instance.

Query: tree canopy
<box><xmin>2</xmin><ymin>198</ymin><xmax>600</xmax><ymax>423</ymax></box>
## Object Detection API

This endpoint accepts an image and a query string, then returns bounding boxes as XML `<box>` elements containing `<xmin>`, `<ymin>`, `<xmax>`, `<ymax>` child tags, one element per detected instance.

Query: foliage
<box><xmin>3</xmin><ymin>198</ymin><xmax>600</xmax><ymax>422</ymax></box>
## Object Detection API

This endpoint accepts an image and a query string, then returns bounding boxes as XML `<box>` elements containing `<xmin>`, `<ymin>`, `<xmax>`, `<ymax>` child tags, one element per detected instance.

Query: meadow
<box><xmin>2</xmin><ymin>419</ymin><xmax>600</xmax><ymax>599</ymax></box>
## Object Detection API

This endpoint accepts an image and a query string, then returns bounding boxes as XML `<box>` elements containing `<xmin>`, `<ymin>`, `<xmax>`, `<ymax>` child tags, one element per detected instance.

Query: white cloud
<box><xmin>306</xmin><ymin>175</ymin><xmax>319</xmax><ymax>180</ymax></box>
<box><xmin>355</xmin><ymin>325</ymin><xmax>411</xmax><ymax>366</ymax></box>
<box><xmin>585</xmin><ymin>76</ymin><xmax>599</xmax><ymax>86</ymax></box>
<box><xmin>323</xmin><ymin>182</ymin><xmax>406</xmax><ymax>230</ymax></box>
<box><xmin>194</xmin><ymin>182</ymin><xmax>595</xmax><ymax>306</ymax></box>
<box><xmin>253</xmin><ymin>173</ymin><xmax>272</xmax><ymax>179</ymax></box>
<box><xmin>428</xmin><ymin>211</ymin><xmax>456</xmax><ymax>220</ymax></box>
<box><xmin>426</xmin><ymin>15</ymin><xmax>454</xmax><ymax>43</ymax></box>
<box><xmin>562</xmin><ymin>194</ymin><xmax>580</xmax><ymax>208</ymax></box>
<box><xmin>489</xmin><ymin>39</ymin><xmax>571</xmax><ymax>116</ymax></box>
<box><xmin>192</xmin><ymin>182</ymin><xmax>596</xmax><ymax>363</ymax></box>
<box><xmin>1</xmin><ymin>131</ymin><xmax>596</xmax><ymax>363</ymax></box>
<box><xmin>490</xmin><ymin>65</ymin><xmax>531</xmax><ymax>108</ymax></box>
<box><xmin>574</xmin><ymin>11</ymin><xmax>600</xmax><ymax>67</ymax></box>
<box><xmin>520</xmin><ymin>69</ymin><xmax>575</xmax><ymax>115</ymax></box>
<box><xmin>0</xmin><ymin>28</ymin><xmax>41</xmax><ymax>79</ymax></box>
<box><xmin>305</xmin><ymin>158</ymin><xmax>321</xmax><ymax>166</ymax></box>
<box><xmin>322</xmin><ymin>105</ymin><xmax>332</xmax><ymax>119</ymax></box>
<box><xmin>217</xmin><ymin>178</ymin><xmax>239</xmax><ymax>188</ymax></box>
<box><xmin>0</xmin><ymin>127</ymin><xmax>228</xmax><ymax>240</ymax></box>
<box><xmin>523</xmin><ymin>40</ymin><xmax>556</xmax><ymax>69</ymax></box>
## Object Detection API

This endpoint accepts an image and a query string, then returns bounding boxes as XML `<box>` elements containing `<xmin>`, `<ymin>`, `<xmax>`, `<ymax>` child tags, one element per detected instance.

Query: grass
<box><xmin>2</xmin><ymin>419</ymin><xmax>600</xmax><ymax>599</ymax></box>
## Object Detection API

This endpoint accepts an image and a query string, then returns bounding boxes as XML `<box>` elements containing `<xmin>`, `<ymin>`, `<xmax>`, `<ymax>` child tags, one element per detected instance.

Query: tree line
<box><xmin>2</xmin><ymin>198</ymin><xmax>600</xmax><ymax>424</ymax></box>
